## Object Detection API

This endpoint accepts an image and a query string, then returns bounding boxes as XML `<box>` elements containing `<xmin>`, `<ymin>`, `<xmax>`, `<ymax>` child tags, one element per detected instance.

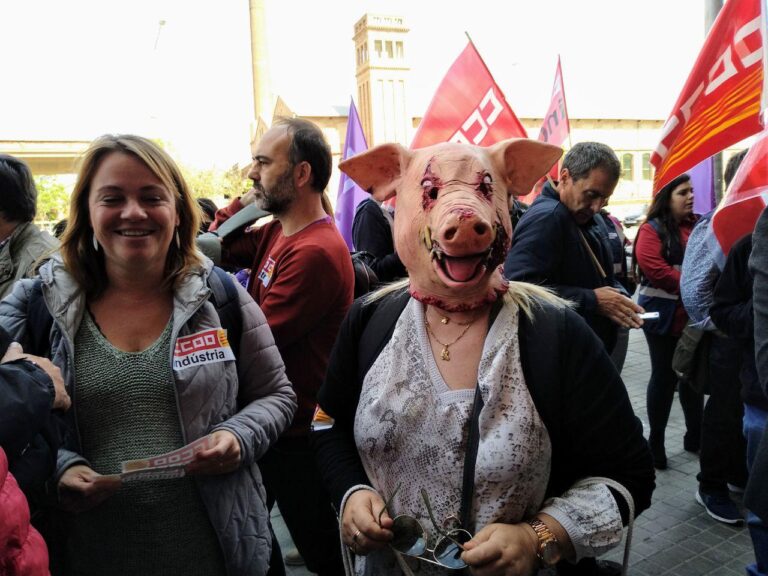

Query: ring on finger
<box><xmin>348</xmin><ymin>530</ymin><xmax>361</xmax><ymax>554</ymax></box>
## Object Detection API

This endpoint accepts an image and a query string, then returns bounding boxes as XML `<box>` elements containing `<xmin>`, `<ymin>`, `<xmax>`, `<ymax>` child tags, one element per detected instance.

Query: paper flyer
<box><xmin>121</xmin><ymin>435</ymin><xmax>212</xmax><ymax>473</ymax></box>
<box><xmin>90</xmin><ymin>436</ymin><xmax>214</xmax><ymax>484</ymax></box>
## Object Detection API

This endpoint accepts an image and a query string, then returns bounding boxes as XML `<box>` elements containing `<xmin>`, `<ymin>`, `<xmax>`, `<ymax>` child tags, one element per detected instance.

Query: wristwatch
<box><xmin>527</xmin><ymin>518</ymin><xmax>562</xmax><ymax>567</ymax></box>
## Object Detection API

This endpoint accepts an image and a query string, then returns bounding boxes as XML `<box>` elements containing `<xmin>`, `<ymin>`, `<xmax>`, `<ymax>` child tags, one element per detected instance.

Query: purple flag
<box><xmin>335</xmin><ymin>99</ymin><xmax>369</xmax><ymax>249</ymax></box>
<box><xmin>688</xmin><ymin>156</ymin><xmax>715</xmax><ymax>215</ymax></box>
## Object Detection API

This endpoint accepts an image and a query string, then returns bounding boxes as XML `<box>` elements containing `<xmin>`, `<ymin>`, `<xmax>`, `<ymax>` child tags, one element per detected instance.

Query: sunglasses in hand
<box><xmin>378</xmin><ymin>484</ymin><xmax>473</xmax><ymax>570</ymax></box>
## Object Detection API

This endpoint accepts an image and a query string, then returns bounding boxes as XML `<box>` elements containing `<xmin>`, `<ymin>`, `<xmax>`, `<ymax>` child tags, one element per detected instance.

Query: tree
<box><xmin>181</xmin><ymin>164</ymin><xmax>249</xmax><ymax>200</ymax></box>
<box><xmin>152</xmin><ymin>139</ymin><xmax>249</xmax><ymax>202</ymax></box>
<box><xmin>34</xmin><ymin>176</ymin><xmax>71</xmax><ymax>223</ymax></box>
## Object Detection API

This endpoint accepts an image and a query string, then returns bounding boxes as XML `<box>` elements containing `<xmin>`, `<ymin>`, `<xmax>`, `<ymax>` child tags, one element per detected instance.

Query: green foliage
<box><xmin>181</xmin><ymin>165</ymin><xmax>249</xmax><ymax>200</ymax></box>
<box><xmin>34</xmin><ymin>176</ymin><xmax>71</xmax><ymax>222</ymax></box>
<box><xmin>154</xmin><ymin>138</ymin><xmax>248</xmax><ymax>200</ymax></box>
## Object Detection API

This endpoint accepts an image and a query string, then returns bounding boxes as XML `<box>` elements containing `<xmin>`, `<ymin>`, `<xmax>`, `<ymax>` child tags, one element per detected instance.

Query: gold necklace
<box><xmin>438</xmin><ymin>313</ymin><xmax>474</xmax><ymax>326</ymax></box>
<box><xmin>424</xmin><ymin>308</ymin><xmax>478</xmax><ymax>361</ymax></box>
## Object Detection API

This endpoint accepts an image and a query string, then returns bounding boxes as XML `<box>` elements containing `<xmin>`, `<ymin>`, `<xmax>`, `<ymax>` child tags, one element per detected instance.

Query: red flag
<box><xmin>651</xmin><ymin>0</ymin><xmax>764</xmax><ymax>192</ymax></box>
<box><xmin>538</xmin><ymin>56</ymin><xmax>570</xmax><ymax>148</ymax></box>
<box><xmin>520</xmin><ymin>57</ymin><xmax>571</xmax><ymax>203</ymax></box>
<box><xmin>711</xmin><ymin>128</ymin><xmax>768</xmax><ymax>261</ymax></box>
<box><xmin>411</xmin><ymin>42</ymin><xmax>527</xmax><ymax>149</ymax></box>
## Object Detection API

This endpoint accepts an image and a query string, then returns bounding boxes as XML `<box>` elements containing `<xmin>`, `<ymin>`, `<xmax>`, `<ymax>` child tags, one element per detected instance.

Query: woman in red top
<box><xmin>633</xmin><ymin>174</ymin><xmax>703</xmax><ymax>470</ymax></box>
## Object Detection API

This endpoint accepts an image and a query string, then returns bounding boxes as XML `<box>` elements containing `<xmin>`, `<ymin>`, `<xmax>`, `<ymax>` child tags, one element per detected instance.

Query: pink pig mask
<box><xmin>340</xmin><ymin>139</ymin><xmax>561</xmax><ymax>312</ymax></box>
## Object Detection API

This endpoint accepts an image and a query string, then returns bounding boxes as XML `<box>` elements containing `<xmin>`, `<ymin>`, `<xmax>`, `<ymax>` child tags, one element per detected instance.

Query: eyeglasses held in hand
<box><xmin>379</xmin><ymin>484</ymin><xmax>473</xmax><ymax>570</ymax></box>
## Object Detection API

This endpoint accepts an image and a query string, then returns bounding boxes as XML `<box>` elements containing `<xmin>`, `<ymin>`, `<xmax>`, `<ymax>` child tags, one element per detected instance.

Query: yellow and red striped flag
<box><xmin>651</xmin><ymin>0</ymin><xmax>766</xmax><ymax>192</ymax></box>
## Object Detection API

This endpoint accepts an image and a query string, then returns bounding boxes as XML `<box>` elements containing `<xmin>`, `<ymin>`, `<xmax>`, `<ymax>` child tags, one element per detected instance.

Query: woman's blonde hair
<box><xmin>364</xmin><ymin>278</ymin><xmax>570</xmax><ymax>321</ymax></box>
<box><xmin>60</xmin><ymin>134</ymin><xmax>202</xmax><ymax>298</ymax></box>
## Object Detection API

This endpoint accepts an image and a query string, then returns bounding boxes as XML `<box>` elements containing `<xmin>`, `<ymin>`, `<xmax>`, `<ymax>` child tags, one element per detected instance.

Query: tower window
<box><xmin>385</xmin><ymin>40</ymin><xmax>394</xmax><ymax>59</ymax></box>
<box><xmin>374</xmin><ymin>40</ymin><xmax>382</xmax><ymax>58</ymax></box>
<box><xmin>396</xmin><ymin>41</ymin><xmax>404</xmax><ymax>59</ymax></box>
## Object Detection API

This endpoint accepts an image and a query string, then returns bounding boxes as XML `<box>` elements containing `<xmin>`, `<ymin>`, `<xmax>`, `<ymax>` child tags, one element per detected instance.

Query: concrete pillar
<box><xmin>249</xmin><ymin>0</ymin><xmax>273</xmax><ymax>128</ymax></box>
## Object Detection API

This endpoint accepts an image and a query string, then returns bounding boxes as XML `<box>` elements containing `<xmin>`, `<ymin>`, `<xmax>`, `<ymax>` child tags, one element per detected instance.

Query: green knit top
<box><xmin>67</xmin><ymin>313</ymin><xmax>225</xmax><ymax>575</ymax></box>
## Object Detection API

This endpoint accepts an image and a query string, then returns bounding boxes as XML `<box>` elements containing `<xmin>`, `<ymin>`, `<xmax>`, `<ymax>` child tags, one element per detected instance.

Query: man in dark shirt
<box><xmin>504</xmin><ymin>142</ymin><xmax>643</xmax><ymax>353</ymax></box>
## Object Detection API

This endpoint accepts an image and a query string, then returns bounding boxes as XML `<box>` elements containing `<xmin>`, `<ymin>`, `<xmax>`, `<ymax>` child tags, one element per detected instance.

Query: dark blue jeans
<box><xmin>745</xmin><ymin>404</ymin><xmax>768</xmax><ymax>576</ymax></box>
<box><xmin>644</xmin><ymin>331</ymin><xmax>703</xmax><ymax>450</ymax></box>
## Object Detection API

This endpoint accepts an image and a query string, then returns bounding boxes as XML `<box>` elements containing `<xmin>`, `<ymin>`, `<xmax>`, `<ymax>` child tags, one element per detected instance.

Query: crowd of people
<box><xmin>0</xmin><ymin>121</ymin><xmax>766</xmax><ymax>576</ymax></box>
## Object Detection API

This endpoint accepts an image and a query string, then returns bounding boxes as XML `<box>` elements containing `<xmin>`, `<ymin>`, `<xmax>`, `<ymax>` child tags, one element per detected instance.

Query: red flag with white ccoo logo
<box><xmin>411</xmin><ymin>41</ymin><xmax>527</xmax><ymax>149</ymax></box>
<box><xmin>651</xmin><ymin>0</ymin><xmax>765</xmax><ymax>193</ymax></box>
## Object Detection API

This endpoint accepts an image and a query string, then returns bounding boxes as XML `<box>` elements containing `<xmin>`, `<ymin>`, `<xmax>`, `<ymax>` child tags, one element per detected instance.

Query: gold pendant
<box><xmin>441</xmin><ymin>347</ymin><xmax>450</xmax><ymax>361</ymax></box>
<box><xmin>440</xmin><ymin>317</ymin><xmax>449</xmax><ymax>324</ymax></box>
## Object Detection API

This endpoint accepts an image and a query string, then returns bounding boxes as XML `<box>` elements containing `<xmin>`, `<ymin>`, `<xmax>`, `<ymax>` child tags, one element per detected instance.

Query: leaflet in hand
<box><xmin>117</xmin><ymin>436</ymin><xmax>212</xmax><ymax>482</ymax></box>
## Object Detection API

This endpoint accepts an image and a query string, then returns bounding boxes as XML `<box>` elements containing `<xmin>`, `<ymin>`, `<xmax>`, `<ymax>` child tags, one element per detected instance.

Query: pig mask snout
<box><xmin>428</xmin><ymin>207</ymin><xmax>509</xmax><ymax>286</ymax></box>
<box><xmin>437</xmin><ymin>208</ymin><xmax>494</xmax><ymax>253</ymax></box>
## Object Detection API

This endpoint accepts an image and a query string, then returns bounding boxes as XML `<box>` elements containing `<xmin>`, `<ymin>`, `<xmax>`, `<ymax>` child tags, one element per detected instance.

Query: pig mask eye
<box><xmin>422</xmin><ymin>178</ymin><xmax>439</xmax><ymax>201</ymax></box>
<box><xmin>477</xmin><ymin>173</ymin><xmax>494</xmax><ymax>199</ymax></box>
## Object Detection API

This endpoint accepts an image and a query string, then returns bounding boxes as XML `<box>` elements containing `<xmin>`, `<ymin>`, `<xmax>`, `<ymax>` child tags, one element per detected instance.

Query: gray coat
<box><xmin>0</xmin><ymin>256</ymin><xmax>297</xmax><ymax>576</ymax></box>
<box><xmin>0</xmin><ymin>221</ymin><xmax>57</xmax><ymax>300</ymax></box>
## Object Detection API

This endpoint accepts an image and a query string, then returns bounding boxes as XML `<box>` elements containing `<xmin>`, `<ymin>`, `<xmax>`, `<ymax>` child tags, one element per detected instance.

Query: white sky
<box><xmin>1</xmin><ymin>0</ymin><xmax>706</xmax><ymax>169</ymax></box>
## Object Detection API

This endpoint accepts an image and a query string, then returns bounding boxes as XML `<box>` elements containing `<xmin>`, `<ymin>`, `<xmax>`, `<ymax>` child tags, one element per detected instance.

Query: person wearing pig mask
<box><xmin>312</xmin><ymin>139</ymin><xmax>654</xmax><ymax>576</ymax></box>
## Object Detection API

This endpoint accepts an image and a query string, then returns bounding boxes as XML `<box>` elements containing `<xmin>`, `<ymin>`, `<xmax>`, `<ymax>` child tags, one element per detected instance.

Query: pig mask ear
<box><xmin>489</xmin><ymin>139</ymin><xmax>563</xmax><ymax>197</ymax></box>
<box><xmin>338</xmin><ymin>143</ymin><xmax>412</xmax><ymax>202</ymax></box>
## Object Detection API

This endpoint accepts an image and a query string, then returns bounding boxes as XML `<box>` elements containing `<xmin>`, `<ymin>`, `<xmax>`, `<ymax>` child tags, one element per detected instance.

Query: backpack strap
<box><xmin>207</xmin><ymin>266</ymin><xmax>243</xmax><ymax>362</ymax></box>
<box><xmin>26</xmin><ymin>279</ymin><xmax>54</xmax><ymax>358</ymax></box>
<box><xmin>350</xmin><ymin>251</ymin><xmax>380</xmax><ymax>298</ymax></box>
<box><xmin>517</xmin><ymin>301</ymin><xmax>562</xmax><ymax>469</ymax></box>
<box><xmin>357</xmin><ymin>288</ymin><xmax>410</xmax><ymax>382</ymax></box>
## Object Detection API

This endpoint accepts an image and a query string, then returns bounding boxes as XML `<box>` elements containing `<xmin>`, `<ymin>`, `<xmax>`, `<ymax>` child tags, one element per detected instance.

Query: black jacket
<box><xmin>746</xmin><ymin>207</ymin><xmax>768</xmax><ymax>522</ymax></box>
<box><xmin>352</xmin><ymin>198</ymin><xmax>406</xmax><ymax>283</ymax></box>
<box><xmin>504</xmin><ymin>183</ymin><xmax>622</xmax><ymax>352</ymax></box>
<box><xmin>0</xmin><ymin>326</ymin><xmax>60</xmax><ymax>495</ymax></box>
<box><xmin>710</xmin><ymin>234</ymin><xmax>767</xmax><ymax>410</ymax></box>
<box><xmin>312</xmin><ymin>289</ymin><xmax>654</xmax><ymax>533</ymax></box>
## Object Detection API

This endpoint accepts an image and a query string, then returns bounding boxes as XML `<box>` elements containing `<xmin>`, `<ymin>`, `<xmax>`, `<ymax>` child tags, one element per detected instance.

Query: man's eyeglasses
<box><xmin>379</xmin><ymin>485</ymin><xmax>472</xmax><ymax>570</ymax></box>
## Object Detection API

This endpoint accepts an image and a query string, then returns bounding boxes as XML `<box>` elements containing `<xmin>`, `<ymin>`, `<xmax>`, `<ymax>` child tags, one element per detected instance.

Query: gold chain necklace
<box><xmin>424</xmin><ymin>308</ymin><xmax>478</xmax><ymax>361</ymax></box>
<box><xmin>437</xmin><ymin>313</ymin><xmax>474</xmax><ymax>326</ymax></box>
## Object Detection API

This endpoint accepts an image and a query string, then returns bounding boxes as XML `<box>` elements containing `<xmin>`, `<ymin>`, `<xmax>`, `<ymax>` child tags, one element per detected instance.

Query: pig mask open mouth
<box><xmin>424</xmin><ymin>219</ymin><xmax>509</xmax><ymax>287</ymax></box>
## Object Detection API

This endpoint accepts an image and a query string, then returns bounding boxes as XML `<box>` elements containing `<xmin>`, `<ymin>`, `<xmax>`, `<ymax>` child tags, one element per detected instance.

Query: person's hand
<box><xmin>58</xmin><ymin>465</ymin><xmax>121</xmax><ymax>513</ymax></box>
<box><xmin>186</xmin><ymin>430</ymin><xmax>242</xmax><ymax>475</ymax></box>
<box><xmin>341</xmin><ymin>489</ymin><xmax>393</xmax><ymax>555</ymax></box>
<box><xmin>2</xmin><ymin>342</ymin><xmax>71</xmax><ymax>411</ymax></box>
<box><xmin>462</xmin><ymin>522</ymin><xmax>539</xmax><ymax>576</ymax></box>
<box><xmin>594</xmin><ymin>286</ymin><xmax>644</xmax><ymax>329</ymax></box>
<box><xmin>240</xmin><ymin>189</ymin><xmax>258</xmax><ymax>206</ymax></box>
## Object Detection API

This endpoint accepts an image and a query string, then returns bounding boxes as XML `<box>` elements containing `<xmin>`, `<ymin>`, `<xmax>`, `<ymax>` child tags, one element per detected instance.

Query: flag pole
<box><xmin>558</xmin><ymin>55</ymin><xmax>573</xmax><ymax>150</ymax></box>
<box><xmin>464</xmin><ymin>31</ymin><xmax>515</xmax><ymax>110</ymax></box>
<box><xmin>464</xmin><ymin>32</ymin><xmax>496</xmax><ymax>88</ymax></box>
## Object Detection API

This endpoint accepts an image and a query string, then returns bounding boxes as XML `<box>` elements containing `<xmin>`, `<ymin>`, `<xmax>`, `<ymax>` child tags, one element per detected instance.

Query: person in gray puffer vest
<box><xmin>0</xmin><ymin>155</ymin><xmax>58</xmax><ymax>300</ymax></box>
<box><xmin>0</xmin><ymin>135</ymin><xmax>297</xmax><ymax>576</ymax></box>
